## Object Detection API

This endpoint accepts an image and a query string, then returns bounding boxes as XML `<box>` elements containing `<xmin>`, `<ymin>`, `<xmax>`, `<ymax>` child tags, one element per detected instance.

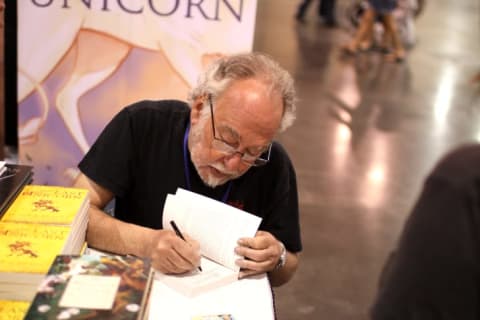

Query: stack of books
<box><xmin>0</xmin><ymin>185</ymin><xmax>90</xmax><ymax>302</ymax></box>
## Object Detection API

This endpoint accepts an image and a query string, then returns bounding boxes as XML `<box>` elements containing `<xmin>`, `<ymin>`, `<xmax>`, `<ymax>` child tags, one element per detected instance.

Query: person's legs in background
<box><xmin>343</xmin><ymin>7</ymin><xmax>376</xmax><ymax>54</ymax></box>
<box><xmin>381</xmin><ymin>13</ymin><xmax>406</xmax><ymax>61</ymax></box>
<box><xmin>319</xmin><ymin>0</ymin><xmax>337</xmax><ymax>26</ymax></box>
<box><xmin>296</xmin><ymin>0</ymin><xmax>314</xmax><ymax>22</ymax></box>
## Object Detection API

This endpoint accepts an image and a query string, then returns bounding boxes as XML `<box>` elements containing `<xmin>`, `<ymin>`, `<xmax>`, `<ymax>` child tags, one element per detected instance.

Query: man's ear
<box><xmin>190</xmin><ymin>97</ymin><xmax>206</xmax><ymax>125</ymax></box>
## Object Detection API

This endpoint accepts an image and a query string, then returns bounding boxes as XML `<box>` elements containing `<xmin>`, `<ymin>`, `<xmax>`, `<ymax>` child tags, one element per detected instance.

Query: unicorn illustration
<box><xmin>17</xmin><ymin>1</ymin><xmax>256</xmax><ymax>184</ymax></box>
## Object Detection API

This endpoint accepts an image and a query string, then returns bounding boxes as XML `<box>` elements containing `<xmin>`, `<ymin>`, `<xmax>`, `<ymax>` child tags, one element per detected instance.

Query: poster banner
<box><xmin>18</xmin><ymin>0</ymin><xmax>257</xmax><ymax>186</ymax></box>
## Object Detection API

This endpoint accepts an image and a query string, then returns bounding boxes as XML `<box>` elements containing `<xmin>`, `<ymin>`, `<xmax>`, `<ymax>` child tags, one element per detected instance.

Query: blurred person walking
<box><xmin>342</xmin><ymin>0</ymin><xmax>406</xmax><ymax>62</ymax></box>
<box><xmin>295</xmin><ymin>0</ymin><xmax>337</xmax><ymax>27</ymax></box>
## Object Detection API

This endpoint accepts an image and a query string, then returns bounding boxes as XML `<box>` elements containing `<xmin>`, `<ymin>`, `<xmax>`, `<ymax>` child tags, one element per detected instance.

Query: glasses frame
<box><xmin>208</xmin><ymin>95</ymin><xmax>272</xmax><ymax>167</ymax></box>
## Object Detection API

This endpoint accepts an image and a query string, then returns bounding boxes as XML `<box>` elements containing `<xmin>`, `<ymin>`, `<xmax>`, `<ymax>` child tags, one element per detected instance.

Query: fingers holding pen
<box><xmin>149</xmin><ymin>229</ymin><xmax>201</xmax><ymax>274</ymax></box>
<box><xmin>170</xmin><ymin>235</ymin><xmax>202</xmax><ymax>272</ymax></box>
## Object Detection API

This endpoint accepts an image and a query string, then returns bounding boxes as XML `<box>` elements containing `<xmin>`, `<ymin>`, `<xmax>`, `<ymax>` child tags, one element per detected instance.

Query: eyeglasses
<box><xmin>208</xmin><ymin>96</ymin><xmax>272</xmax><ymax>167</ymax></box>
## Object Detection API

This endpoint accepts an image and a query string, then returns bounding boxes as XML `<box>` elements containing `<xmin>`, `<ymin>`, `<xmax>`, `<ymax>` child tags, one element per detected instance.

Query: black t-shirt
<box><xmin>79</xmin><ymin>100</ymin><xmax>302</xmax><ymax>253</ymax></box>
<box><xmin>371</xmin><ymin>144</ymin><xmax>480</xmax><ymax>319</ymax></box>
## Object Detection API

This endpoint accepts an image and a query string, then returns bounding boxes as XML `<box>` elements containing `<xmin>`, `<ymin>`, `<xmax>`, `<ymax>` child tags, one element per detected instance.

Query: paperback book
<box><xmin>0</xmin><ymin>299</ymin><xmax>31</xmax><ymax>320</ymax></box>
<box><xmin>0</xmin><ymin>185</ymin><xmax>90</xmax><ymax>301</ymax></box>
<box><xmin>24</xmin><ymin>254</ymin><xmax>154</xmax><ymax>320</ymax></box>
<box><xmin>0</xmin><ymin>222</ymin><xmax>72</xmax><ymax>301</ymax></box>
<box><xmin>1</xmin><ymin>184</ymin><xmax>89</xmax><ymax>225</ymax></box>
<box><xmin>0</xmin><ymin>184</ymin><xmax>89</xmax><ymax>259</ymax></box>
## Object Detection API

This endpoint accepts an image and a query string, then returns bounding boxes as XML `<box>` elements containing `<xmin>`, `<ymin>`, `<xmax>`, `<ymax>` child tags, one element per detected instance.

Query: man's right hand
<box><xmin>73</xmin><ymin>174</ymin><xmax>202</xmax><ymax>272</ymax></box>
<box><xmin>148</xmin><ymin>229</ymin><xmax>201</xmax><ymax>274</ymax></box>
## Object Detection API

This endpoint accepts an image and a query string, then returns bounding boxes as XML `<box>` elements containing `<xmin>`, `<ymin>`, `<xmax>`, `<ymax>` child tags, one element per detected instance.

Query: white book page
<box><xmin>162</xmin><ymin>188</ymin><xmax>262</xmax><ymax>271</ymax></box>
<box><xmin>155</xmin><ymin>257</ymin><xmax>238</xmax><ymax>297</ymax></box>
<box><xmin>149</xmin><ymin>272</ymin><xmax>274</xmax><ymax>320</ymax></box>
<box><xmin>59</xmin><ymin>274</ymin><xmax>120</xmax><ymax>310</ymax></box>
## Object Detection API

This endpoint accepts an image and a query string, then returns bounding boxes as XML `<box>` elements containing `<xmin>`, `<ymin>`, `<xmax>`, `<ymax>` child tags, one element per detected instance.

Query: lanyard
<box><xmin>183</xmin><ymin>124</ymin><xmax>232</xmax><ymax>203</ymax></box>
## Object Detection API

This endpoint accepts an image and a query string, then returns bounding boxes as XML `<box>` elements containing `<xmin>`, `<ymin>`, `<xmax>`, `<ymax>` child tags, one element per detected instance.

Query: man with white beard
<box><xmin>74</xmin><ymin>52</ymin><xmax>302</xmax><ymax>287</ymax></box>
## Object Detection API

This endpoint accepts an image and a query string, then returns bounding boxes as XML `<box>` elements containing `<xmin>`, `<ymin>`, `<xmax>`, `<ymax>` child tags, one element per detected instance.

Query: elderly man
<box><xmin>74</xmin><ymin>52</ymin><xmax>302</xmax><ymax>286</ymax></box>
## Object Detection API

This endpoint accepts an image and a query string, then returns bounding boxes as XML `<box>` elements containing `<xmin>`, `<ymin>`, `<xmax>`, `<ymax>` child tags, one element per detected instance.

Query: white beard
<box><xmin>189</xmin><ymin>117</ymin><xmax>240</xmax><ymax>188</ymax></box>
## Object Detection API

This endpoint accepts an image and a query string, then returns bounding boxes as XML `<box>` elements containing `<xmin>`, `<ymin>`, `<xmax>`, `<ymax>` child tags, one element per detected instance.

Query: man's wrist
<box><xmin>274</xmin><ymin>241</ymin><xmax>287</xmax><ymax>270</ymax></box>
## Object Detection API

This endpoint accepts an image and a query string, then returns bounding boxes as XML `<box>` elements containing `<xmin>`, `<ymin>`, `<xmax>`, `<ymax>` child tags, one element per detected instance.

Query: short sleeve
<box><xmin>78</xmin><ymin>107</ymin><xmax>134</xmax><ymax>197</ymax></box>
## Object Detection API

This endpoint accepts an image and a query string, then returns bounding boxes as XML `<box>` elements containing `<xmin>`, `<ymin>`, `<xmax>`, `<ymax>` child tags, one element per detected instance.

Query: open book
<box><xmin>157</xmin><ymin>188</ymin><xmax>262</xmax><ymax>297</ymax></box>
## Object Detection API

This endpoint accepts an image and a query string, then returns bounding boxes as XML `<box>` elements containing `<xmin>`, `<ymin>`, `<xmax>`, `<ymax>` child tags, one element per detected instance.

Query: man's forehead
<box><xmin>217</xmin><ymin>124</ymin><xmax>240</xmax><ymax>140</ymax></box>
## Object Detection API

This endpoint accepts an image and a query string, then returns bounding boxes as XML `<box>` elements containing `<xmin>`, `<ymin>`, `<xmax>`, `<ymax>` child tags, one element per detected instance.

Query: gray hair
<box><xmin>188</xmin><ymin>52</ymin><xmax>297</xmax><ymax>132</ymax></box>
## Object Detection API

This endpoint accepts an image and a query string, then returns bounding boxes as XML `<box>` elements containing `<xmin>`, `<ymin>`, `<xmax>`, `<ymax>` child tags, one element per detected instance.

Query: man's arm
<box><xmin>268</xmin><ymin>250</ymin><xmax>299</xmax><ymax>287</ymax></box>
<box><xmin>235</xmin><ymin>230</ymin><xmax>299</xmax><ymax>287</ymax></box>
<box><xmin>73</xmin><ymin>173</ymin><xmax>201</xmax><ymax>273</ymax></box>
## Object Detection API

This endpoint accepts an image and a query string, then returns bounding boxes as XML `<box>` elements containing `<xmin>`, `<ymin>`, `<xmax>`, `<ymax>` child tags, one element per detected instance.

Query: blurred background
<box><xmin>254</xmin><ymin>0</ymin><xmax>479</xmax><ymax>319</ymax></box>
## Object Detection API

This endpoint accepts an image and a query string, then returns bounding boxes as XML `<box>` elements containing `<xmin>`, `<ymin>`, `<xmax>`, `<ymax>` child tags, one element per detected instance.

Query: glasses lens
<box><xmin>249</xmin><ymin>144</ymin><xmax>271</xmax><ymax>166</ymax></box>
<box><xmin>212</xmin><ymin>138</ymin><xmax>236</xmax><ymax>154</ymax></box>
<box><xmin>210</xmin><ymin>97</ymin><xmax>272</xmax><ymax>167</ymax></box>
<box><xmin>211</xmin><ymin>142</ymin><xmax>270</xmax><ymax>167</ymax></box>
<box><xmin>252</xmin><ymin>158</ymin><xmax>268</xmax><ymax>166</ymax></box>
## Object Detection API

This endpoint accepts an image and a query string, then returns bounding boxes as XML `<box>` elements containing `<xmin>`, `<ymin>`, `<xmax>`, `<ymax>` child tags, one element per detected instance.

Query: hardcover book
<box><xmin>157</xmin><ymin>188</ymin><xmax>262</xmax><ymax>297</ymax></box>
<box><xmin>0</xmin><ymin>164</ymin><xmax>33</xmax><ymax>218</ymax></box>
<box><xmin>24</xmin><ymin>254</ymin><xmax>154</xmax><ymax>320</ymax></box>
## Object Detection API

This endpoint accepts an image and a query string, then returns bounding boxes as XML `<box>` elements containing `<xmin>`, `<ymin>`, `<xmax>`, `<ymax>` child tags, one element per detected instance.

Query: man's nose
<box><xmin>223</xmin><ymin>152</ymin><xmax>243</xmax><ymax>171</ymax></box>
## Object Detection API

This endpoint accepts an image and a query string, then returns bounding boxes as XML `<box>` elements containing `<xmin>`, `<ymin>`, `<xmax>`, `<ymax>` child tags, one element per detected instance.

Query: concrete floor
<box><xmin>253</xmin><ymin>1</ymin><xmax>480</xmax><ymax>319</ymax></box>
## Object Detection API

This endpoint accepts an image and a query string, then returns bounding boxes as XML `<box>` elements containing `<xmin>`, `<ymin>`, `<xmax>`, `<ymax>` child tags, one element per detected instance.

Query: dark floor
<box><xmin>253</xmin><ymin>1</ymin><xmax>480</xmax><ymax>319</ymax></box>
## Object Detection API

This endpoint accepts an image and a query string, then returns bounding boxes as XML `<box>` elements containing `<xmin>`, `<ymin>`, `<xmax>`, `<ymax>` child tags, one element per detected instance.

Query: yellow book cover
<box><xmin>0</xmin><ymin>300</ymin><xmax>30</xmax><ymax>320</ymax></box>
<box><xmin>0</xmin><ymin>185</ymin><xmax>89</xmax><ymax>225</ymax></box>
<box><xmin>0</xmin><ymin>222</ymin><xmax>70</xmax><ymax>274</ymax></box>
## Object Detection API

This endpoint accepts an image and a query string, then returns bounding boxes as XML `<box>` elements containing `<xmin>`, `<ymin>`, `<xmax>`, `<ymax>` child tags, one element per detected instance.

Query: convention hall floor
<box><xmin>254</xmin><ymin>1</ymin><xmax>479</xmax><ymax>319</ymax></box>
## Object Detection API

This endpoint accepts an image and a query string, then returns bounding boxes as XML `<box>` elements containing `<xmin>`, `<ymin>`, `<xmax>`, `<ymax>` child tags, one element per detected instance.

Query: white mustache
<box><xmin>210</xmin><ymin>163</ymin><xmax>238</xmax><ymax>176</ymax></box>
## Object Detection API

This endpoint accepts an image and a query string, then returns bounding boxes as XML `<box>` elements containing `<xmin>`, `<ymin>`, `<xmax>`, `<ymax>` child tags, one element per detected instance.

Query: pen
<box><xmin>170</xmin><ymin>220</ymin><xmax>202</xmax><ymax>272</ymax></box>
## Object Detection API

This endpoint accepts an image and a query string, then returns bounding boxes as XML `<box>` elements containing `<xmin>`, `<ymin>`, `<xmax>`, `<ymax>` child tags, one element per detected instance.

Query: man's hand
<box><xmin>234</xmin><ymin>230</ymin><xmax>283</xmax><ymax>279</ymax></box>
<box><xmin>148</xmin><ymin>229</ymin><xmax>201</xmax><ymax>274</ymax></box>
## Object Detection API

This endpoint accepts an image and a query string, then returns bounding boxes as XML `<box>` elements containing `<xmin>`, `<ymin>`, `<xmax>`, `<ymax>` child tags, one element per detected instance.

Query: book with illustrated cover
<box><xmin>0</xmin><ymin>222</ymin><xmax>72</xmax><ymax>274</ymax></box>
<box><xmin>0</xmin><ymin>185</ymin><xmax>90</xmax><ymax>277</ymax></box>
<box><xmin>0</xmin><ymin>222</ymin><xmax>73</xmax><ymax>301</ymax></box>
<box><xmin>0</xmin><ymin>164</ymin><xmax>33</xmax><ymax>218</ymax></box>
<box><xmin>24</xmin><ymin>254</ymin><xmax>154</xmax><ymax>320</ymax></box>
<box><xmin>0</xmin><ymin>300</ymin><xmax>31</xmax><ymax>320</ymax></box>
<box><xmin>157</xmin><ymin>188</ymin><xmax>262</xmax><ymax>297</ymax></box>
<box><xmin>0</xmin><ymin>185</ymin><xmax>90</xmax><ymax>294</ymax></box>
<box><xmin>1</xmin><ymin>184</ymin><xmax>89</xmax><ymax>225</ymax></box>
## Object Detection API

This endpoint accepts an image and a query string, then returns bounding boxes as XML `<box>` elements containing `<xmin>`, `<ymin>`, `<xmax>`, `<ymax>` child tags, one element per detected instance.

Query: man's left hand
<box><xmin>234</xmin><ymin>230</ymin><xmax>283</xmax><ymax>278</ymax></box>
